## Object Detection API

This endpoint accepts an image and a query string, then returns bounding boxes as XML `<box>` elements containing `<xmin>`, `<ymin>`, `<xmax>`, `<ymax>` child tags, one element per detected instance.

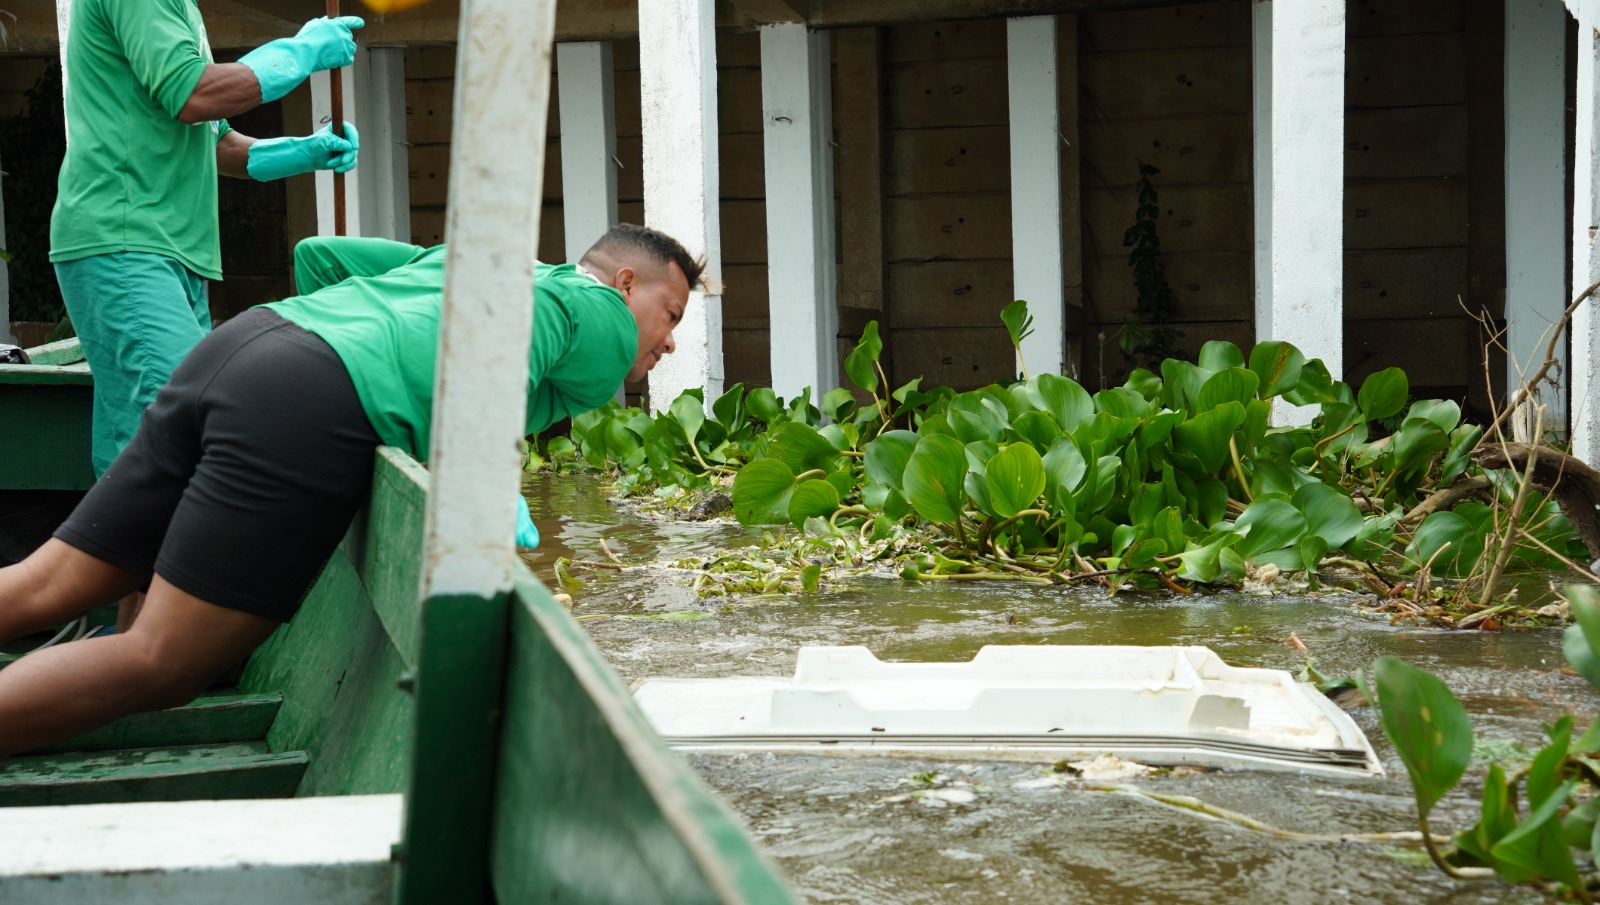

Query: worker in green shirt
<box><xmin>0</xmin><ymin>223</ymin><xmax>698</xmax><ymax>755</ymax></box>
<box><xmin>51</xmin><ymin>0</ymin><xmax>366</xmax><ymax>479</ymax></box>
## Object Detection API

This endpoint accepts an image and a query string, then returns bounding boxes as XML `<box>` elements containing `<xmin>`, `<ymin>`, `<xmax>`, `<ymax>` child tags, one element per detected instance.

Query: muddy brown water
<box><xmin>523</xmin><ymin>473</ymin><xmax>1584</xmax><ymax>904</ymax></box>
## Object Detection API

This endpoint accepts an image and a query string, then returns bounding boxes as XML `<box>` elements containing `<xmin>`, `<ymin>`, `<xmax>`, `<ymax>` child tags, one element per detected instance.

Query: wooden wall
<box><xmin>394</xmin><ymin>0</ymin><xmax>1505</xmax><ymax>407</ymax></box>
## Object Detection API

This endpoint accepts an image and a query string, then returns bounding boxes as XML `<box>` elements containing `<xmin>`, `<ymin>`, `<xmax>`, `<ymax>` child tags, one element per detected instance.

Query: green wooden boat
<box><xmin>0</xmin><ymin>338</ymin><xmax>795</xmax><ymax>903</ymax></box>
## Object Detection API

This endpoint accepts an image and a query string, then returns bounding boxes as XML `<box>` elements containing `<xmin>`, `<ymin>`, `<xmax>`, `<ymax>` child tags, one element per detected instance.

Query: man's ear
<box><xmin>612</xmin><ymin>265</ymin><xmax>637</xmax><ymax>295</ymax></box>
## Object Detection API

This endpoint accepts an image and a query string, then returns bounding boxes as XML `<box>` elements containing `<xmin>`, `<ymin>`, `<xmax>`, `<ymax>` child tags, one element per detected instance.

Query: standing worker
<box><xmin>50</xmin><ymin>0</ymin><xmax>365</xmax><ymax>480</ymax></box>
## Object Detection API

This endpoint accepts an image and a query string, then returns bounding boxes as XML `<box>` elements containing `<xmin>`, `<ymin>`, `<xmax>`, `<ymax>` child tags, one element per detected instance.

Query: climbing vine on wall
<box><xmin>1</xmin><ymin>62</ymin><xmax>66</xmax><ymax>325</ymax></box>
<box><xmin>1118</xmin><ymin>162</ymin><xmax>1184</xmax><ymax>372</ymax></box>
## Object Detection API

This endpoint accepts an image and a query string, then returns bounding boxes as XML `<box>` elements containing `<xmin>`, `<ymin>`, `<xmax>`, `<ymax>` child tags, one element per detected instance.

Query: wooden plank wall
<box><xmin>1077</xmin><ymin>3</ymin><xmax>1252</xmax><ymax>390</ymax></box>
<box><xmin>0</xmin><ymin>57</ymin><xmax>48</xmax><ymax>121</ymax></box>
<box><xmin>1344</xmin><ymin>0</ymin><xmax>1490</xmax><ymax>411</ymax></box>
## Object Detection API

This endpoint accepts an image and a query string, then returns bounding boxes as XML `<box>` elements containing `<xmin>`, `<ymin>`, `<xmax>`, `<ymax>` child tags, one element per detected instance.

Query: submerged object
<box><xmin>634</xmin><ymin>645</ymin><xmax>1383</xmax><ymax>778</ymax></box>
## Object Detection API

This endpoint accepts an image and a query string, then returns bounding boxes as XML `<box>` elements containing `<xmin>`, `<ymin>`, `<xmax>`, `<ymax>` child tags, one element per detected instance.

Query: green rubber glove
<box><xmin>516</xmin><ymin>495</ymin><xmax>541</xmax><ymax>551</ymax></box>
<box><xmin>246</xmin><ymin>122</ymin><xmax>359</xmax><ymax>182</ymax></box>
<box><xmin>239</xmin><ymin>16</ymin><xmax>364</xmax><ymax>103</ymax></box>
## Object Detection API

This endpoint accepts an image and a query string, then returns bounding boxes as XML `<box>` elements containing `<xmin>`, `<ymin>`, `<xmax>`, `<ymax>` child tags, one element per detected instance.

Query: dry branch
<box><xmin>1471</xmin><ymin>442</ymin><xmax>1600</xmax><ymax>562</ymax></box>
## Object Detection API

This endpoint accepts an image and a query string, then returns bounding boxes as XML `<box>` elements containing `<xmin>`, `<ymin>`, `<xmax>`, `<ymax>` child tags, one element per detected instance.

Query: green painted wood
<box><xmin>0</xmin><ymin>381</ymin><xmax>94</xmax><ymax>490</ymax></box>
<box><xmin>28</xmin><ymin>692</ymin><xmax>282</xmax><ymax>755</ymax></box>
<box><xmin>21</xmin><ymin>337</ymin><xmax>85</xmax><ymax>367</ymax></box>
<box><xmin>237</xmin><ymin>448</ymin><xmax>424</xmax><ymax>797</ymax></box>
<box><xmin>487</xmin><ymin>568</ymin><xmax>796</xmax><ymax>905</ymax></box>
<box><xmin>392</xmin><ymin>591</ymin><xmax>509</xmax><ymax>905</ymax></box>
<box><xmin>0</xmin><ymin>742</ymin><xmax>309</xmax><ymax>807</ymax></box>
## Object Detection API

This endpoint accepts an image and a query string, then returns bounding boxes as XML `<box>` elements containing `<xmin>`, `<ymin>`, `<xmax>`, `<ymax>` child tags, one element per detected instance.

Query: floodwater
<box><xmin>523</xmin><ymin>473</ymin><xmax>1584</xmax><ymax>905</ymax></box>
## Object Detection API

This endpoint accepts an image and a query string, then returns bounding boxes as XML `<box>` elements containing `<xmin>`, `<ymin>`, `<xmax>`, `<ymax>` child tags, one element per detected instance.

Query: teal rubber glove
<box><xmin>515</xmin><ymin>495</ymin><xmax>541</xmax><ymax>551</ymax></box>
<box><xmin>246</xmin><ymin>122</ymin><xmax>359</xmax><ymax>182</ymax></box>
<box><xmin>239</xmin><ymin>16</ymin><xmax>364</xmax><ymax>103</ymax></box>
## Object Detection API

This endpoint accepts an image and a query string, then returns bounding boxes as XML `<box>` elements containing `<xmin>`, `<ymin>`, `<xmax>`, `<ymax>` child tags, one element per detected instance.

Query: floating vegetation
<box><xmin>534</xmin><ymin>301</ymin><xmax>1597</xmax><ymax>625</ymax></box>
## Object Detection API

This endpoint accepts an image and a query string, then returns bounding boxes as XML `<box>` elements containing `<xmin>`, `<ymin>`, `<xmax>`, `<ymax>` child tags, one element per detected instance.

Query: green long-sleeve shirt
<box><xmin>266</xmin><ymin>237</ymin><xmax>637</xmax><ymax>459</ymax></box>
<box><xmin>50</xmin><ymin>0</ymin><xmax>232</xmax><ymax>279</ymax></box>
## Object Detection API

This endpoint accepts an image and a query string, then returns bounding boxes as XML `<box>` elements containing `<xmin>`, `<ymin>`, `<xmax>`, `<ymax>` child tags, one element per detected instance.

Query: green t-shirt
<box><xmin>266</xmin><ymin>237</ymin><xmax>638</xmax><ymax>459</ymax></box>
<box><xmin>49</xmin><ymin>0</ymin><xmax>230</xmax><ymax>280</ymax></box>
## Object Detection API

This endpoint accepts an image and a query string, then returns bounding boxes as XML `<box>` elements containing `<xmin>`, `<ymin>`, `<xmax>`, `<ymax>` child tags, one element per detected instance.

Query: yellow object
<box><xmin>357</xmin><ymin>0</ymin><xmax>433</xmax><ymax>12</ymax></box>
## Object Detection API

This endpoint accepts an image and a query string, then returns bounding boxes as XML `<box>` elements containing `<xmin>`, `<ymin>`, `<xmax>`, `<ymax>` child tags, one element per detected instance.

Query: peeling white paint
<box><xmin>1572</xmin><ymin>17</ymin><xmax>1600</xmax><ymax>465</ymax></box>
<box><xmin>1007</xmin><ymin>16</ymin><xmax>1067</xmax><ymax>378</ymax></box>
<box><xmin>0</xmin><ymin>794</ymin><xmax>401</xmax><ymax>904</ymax></box>
<box><xmin>1252</xmin><ymin>0</ymin><xmax>1344</xmax><ymax>427</ymax></box>
<box><xmin>640</xmin><ymin>0</ymin><xmax>724</xmax><ymax>412</ymax></box>
<box><xmin>421</xmin><ymin>0</ymin><xmax>557</xmax><ymax>599</ymax></box>
<box><xmin>761</xmin><ymin>23</ymin><xmax>838</xmax><ymax>401</ymax></box>
<box><xmin>1506</xmin><ymin>0</ymin><xmax>1570</xmax><ymax>438</ymax></box>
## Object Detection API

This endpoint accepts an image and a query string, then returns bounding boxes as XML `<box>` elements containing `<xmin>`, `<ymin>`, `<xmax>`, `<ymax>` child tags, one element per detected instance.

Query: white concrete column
<box><xmin>1572</xmin><ymin>15</ymin><xmax>1600</xmax><ymax>465</ymax></box>
<box><xmin>55</xmin><ymin>0</ymin><xmax>71</xmax><ymax>125</ymax></box>
<box><xmin>1506</xmin><ymin>0</ymin><xmax>1569</xmax><ymax>440</ymax></box>
<box><xmin>557</xmin><ymin>42</ymin><xmax>619</xmax><ymax>262</ymax></box>
<box><xmin>760</xmin><ymin>23</ymin><xmax>838</xmax><ymax>402</ymax></box>
<box><xmin>311</xmin><ymin>47</ymin><xmax>412</xmax><ymax>241</ymax></box>
<box><xmin>1252</xmin><ymin>0</ymin><xmax>1345</xmax><ymax>426</ymax></box>
<box><xmin>422</xmin><ymin>0</ymin><xmax>556</xmax><ymax>597</ymax></box>
<box><xmin>640</xmin><ymin>0</ymin><xmax>723</xmax><ymax>411</ymax></box>
<box><xmin>1006</xmin><ymin>16</ymin><xmax>1068</xmax><ymax>378</ymax></box>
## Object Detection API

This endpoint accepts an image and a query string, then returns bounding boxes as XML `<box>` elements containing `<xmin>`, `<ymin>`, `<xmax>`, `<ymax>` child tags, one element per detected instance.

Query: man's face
<box><xmin>613</xmin><ymin>261</ymin><xmax>689</xmax><ymax>383</ymax></box>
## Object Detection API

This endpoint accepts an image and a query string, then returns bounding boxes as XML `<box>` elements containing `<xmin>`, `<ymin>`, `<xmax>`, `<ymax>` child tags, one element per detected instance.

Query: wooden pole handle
<box><xmin>327</xmin><ymin>0</ymin><xmax>346</xmax><ymax>236</ymax></box>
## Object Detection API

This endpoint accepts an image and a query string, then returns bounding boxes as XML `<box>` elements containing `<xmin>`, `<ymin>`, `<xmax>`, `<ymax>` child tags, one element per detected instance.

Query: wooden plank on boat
<box><xmin>0</xmin><ymin>742</ymin><xmax>308</xmax><ymax>807</ymax></box>
<box><xmin>28</xmin><ymin>693</ymin><xmax>283</xmax><ymax>756</ymax></box>
<box><xmin>486</xmin><ymin>568</ymin><xmax>796</xmax><ymax>904</ymax></box>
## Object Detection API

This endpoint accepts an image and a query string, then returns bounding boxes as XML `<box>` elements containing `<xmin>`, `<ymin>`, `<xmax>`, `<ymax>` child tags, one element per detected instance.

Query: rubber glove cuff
<box><xmin>239</xmin><ymin>16</ymin><xmax>364</xmax><ymax>103</ymax></box>
<box><xmin>246</xmin><ymin>122</ymin><xmax>359</xmax><ymax>182</ymax></box>
<box><xmin>515</xmin><ymin>495</ymin><xmax>541</xmax><ymax>551</ymax></box>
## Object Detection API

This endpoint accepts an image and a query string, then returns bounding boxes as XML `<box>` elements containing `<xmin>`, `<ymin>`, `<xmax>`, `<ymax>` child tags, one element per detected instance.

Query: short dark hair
<box><xmin>581</xmin><ymin>223</ymin><xmax>706</xmax><ymax>290</ymax></box>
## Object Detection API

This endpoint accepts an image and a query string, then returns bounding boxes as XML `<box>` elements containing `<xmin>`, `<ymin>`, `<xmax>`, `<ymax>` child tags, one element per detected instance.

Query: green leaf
<box><xmin>1282</xmin><ymin>358</ymin><xmax>1344</xmax><ymax>407</ymax></box>
<box><xmin>1010</xmin><ymin>410</ymin><xmax>1061</xmax><ymax>451</ymax></box>
<box><xmin>1042</xmin><ymin>437</ymin><xmax>1088</xmax><ymax>510</ymax></box>
<box><xmin>844</xmin><ymin>321</ymin><xmax>883</xmax><ymax>393</ymax></box>
<box><xmin>711</xmin><ymin>383</ymin><xmax>745</xmax><ymax>428</ymax></box>
<box><xmin>1490</xmin><ymin>778</ymin><xmax>1583</xmax><ymax>887</ymax></box>
<box><xmin>948</xmin><ymin>392</ymin><xmax>1009</xmax><ymax>443</ymax></box>
<box><xmin>863</xmin><ymin>430</ymin><xmax>919</xmax><ymax>490</ymax></box>
<box><xmin>1564</xmin><ymin>585</ymin><xmax>1600</xmax><ymax>689</ymax></box>
<box><xmin>1232</xmin><ymin>498</ymin><xmax>1306</xmax><ymax>559</ymax></box>
<box><xmin>747</xmin><ymin>387</ymin><xmax>784</xmax><ymax>422</ymax></box>
<box><xmin>1407</xmin><ymin>510</ymin><xmax>1486</xmax><ymax>578</ymax></box>
<box><xmin>788</xmin><ymin>478</ymin><xmax>841</xmax><ymax>529</ymax></box>
<box><xmin>1027</xmin><ymin>374</ymin><xmax>1095</xmax><ymax>432</ymax></box>
<box><xmin>1405</xmin><ymin>398</ymin><xmax>1461</xmax><ymax>434</ymax></box>
<box><xmin>1390</xmin><ymin>419</ymin><xmax>1449</xmax><ymax>474</ymax></box>
<box><xmin>903</xmin><ymin>433</ymin><xmax>970</xmax><ymax>524</ymax></box>
<box><xmin>1175</xmin><ymin>531</ymin><xmax>1240</xmax><ymax>583</ymax></box>
<box><xmin>800</xmin><ymin>564</ymin><xmax>822</xmax><ymax>592</ymax></box>
<box><xmin>1159</xmin><ymin>358</ymin><xmax>1211</xmax><ymax>412</ymax></box>
<box><xmin>1457</xmin><ymin>764</ymin><xmax>1518</xmax><ymax>866</ymax></box>
<box><xmin>985</xmin><ymin>443</ymin><xmax>1047</xmax><ymax>519</ymax></box>
<box><xmin>1197</xmin><ymin>340</ymin><xmax>1245</xmax><ymax>372</ymax></box>
<box><xmin>1248</xmin><ymin>341</ymin><xmax>1306</xmax><ymax>399</ymax></box>
<box><xmin>769</xmin><ymin>422</ymin><xmax>842</xmax><ymax>474</ymax></box>
<box><xmin>820</xmin><ymin>387</ymin><xmax>858</xmax><ymax>424</ymax></box>
<box><xmin>1196</xmin><ymin>368</ymin><xmax>1260</xmax><ymax>413</ymax></box>
<box><xmin>1372</xmin><ymin>656</ymin><xmax>1473</xmax><ymax>817</ymax></box>
<box><xmin>1358</xmin><ymin>367</ymin><xmax>1409</xmax><ymax>421</ymax></box>
<box><xmin>1173</xmin><ymin>402</ymin><xmax>1246</xmax><ymax>474</ymax></box>
<box><xmin>1000</xmin><ymin>299</ymin><xmax>1035</xmax><ymax>347</ymax></box>
<box><xmin>1291</xmin><ymin>482</ymin><xmax>1364</xmax><ymax>550</ymax></box>
<box><xmin>1094</xmin><ymin>386</ymin><xmax>1153</xmax><ymax>419</ymax></box>
<box><xmin>732</xmin><ymin>458</ymin><xmax>797</xmax><ymax>526</ymax></box>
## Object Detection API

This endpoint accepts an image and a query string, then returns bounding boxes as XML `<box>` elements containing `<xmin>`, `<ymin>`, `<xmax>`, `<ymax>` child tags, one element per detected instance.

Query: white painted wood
<box><xmin>1506</xmin><ymin>0</ymin><xmax>1570</xmax><ymax>440</ymax></box>
<box><xmin>421</xmin><ymin>0</ymin><xmax>558</xmax><ymax>599</ymax></box>
<box><xmin>761</xmin><ymin>23</ymin><xmax>838</xmax><ymax>402</ymax></box>
<box><xmin>640</xmin><ymin>0</ymin><xmax>724</xmax><ymax>411</ymax></box>
<box><xmin>1251</xmin><ymin>0</ymin><xmax>1272</xmax><ymax>363</ymax></box>
<box><xmin>1006</xmin><ymin>16</ymin><xmax>1066</xmax><ymax>378</ymax></box>
<box><xmin>54</xmin><ymin>0</ymin><xmax>70</xmax><ymax>129</ymax></box>
<box><xmin>1572</xmin><ymin>14</ymin><xmax>1600</xmax><ymax>465</ymax></box>
<box><xmin>312</xmin><ymin>48</ymin><xmax>410</xmax><ymax>241</ymax></box>
<box><xmin>310</xmin><ymin>66</ymin><xmax>361</xmax><ymax>236</ymax></box>
<box><xmin>558</xmin><ymin>41</ymin><xmax>619</xmax><ymax>262</ymax></box>
<box><xmin>0</xmin><ymin>794</ymin><xmax>401</xmax><ymax>904</ymax></box>
<box><xmin>1252</xmin><ymin>0</ymin><xmax>1345</xmax><ymax>427</ymax></box>
<box><xmin>0</xmin><ymin>152</ymin><xmax>12</xmax><ymax>345</ymax></box>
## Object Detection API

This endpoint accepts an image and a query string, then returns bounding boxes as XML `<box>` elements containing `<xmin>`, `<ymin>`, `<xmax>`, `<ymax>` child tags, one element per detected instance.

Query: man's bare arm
<box><xmin>217</xmin><ymin>130</ymin><xmax>257</xmax><ymax>179</ymax></box>
<box><xmin>178</xmin><ymin>64</ymin><xmax>262</xmax><ymax>125</ymax></box>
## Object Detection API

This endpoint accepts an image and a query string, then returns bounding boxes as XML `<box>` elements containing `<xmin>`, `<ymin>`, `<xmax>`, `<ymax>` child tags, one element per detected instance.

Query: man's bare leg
<box><xmin>0</xmin><ymin>573</ymin><xmax>279</xmax><ymax>756</ymax></box>
<box><xmin>0</xmin><ymin>539</ymin><xmax>141</xmax><ymax>644</ymax></box>
<box><xmin>116</xmin><ymin>592</ymin><xmax>144</xmax><ymax>633</ymax></box>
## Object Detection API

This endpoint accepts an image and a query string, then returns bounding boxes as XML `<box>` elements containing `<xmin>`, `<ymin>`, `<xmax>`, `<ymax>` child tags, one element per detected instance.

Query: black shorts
<box><xmin>55</xmin><ymin>308</ymin><xmax>381</xmax><ymax>622</ymax></box>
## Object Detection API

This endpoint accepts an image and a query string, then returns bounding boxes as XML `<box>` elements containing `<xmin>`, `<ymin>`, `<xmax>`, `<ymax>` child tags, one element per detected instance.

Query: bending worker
<box><xmin>0</xmin><ymin>224</ymin><xmax>697</xmax><ymax>756</ymax></box>
<box><xmin>51</xmin><ymin>0</ymin><xmax>365</xmax><ymax>479</ymax></box>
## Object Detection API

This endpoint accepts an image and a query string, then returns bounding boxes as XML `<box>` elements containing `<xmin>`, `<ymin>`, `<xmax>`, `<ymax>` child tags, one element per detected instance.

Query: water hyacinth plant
<box><xmin>538</xmin><ymin>302</ymin><xmax>1592</xmax><ymax>614</ymax></box>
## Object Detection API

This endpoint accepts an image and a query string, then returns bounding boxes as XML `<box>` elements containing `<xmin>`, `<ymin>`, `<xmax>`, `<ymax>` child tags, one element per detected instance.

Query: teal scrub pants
<box><xmin>54</xmin><ymin>252</ymin><xmax>211</xmax><ymax>477</ymax></box>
